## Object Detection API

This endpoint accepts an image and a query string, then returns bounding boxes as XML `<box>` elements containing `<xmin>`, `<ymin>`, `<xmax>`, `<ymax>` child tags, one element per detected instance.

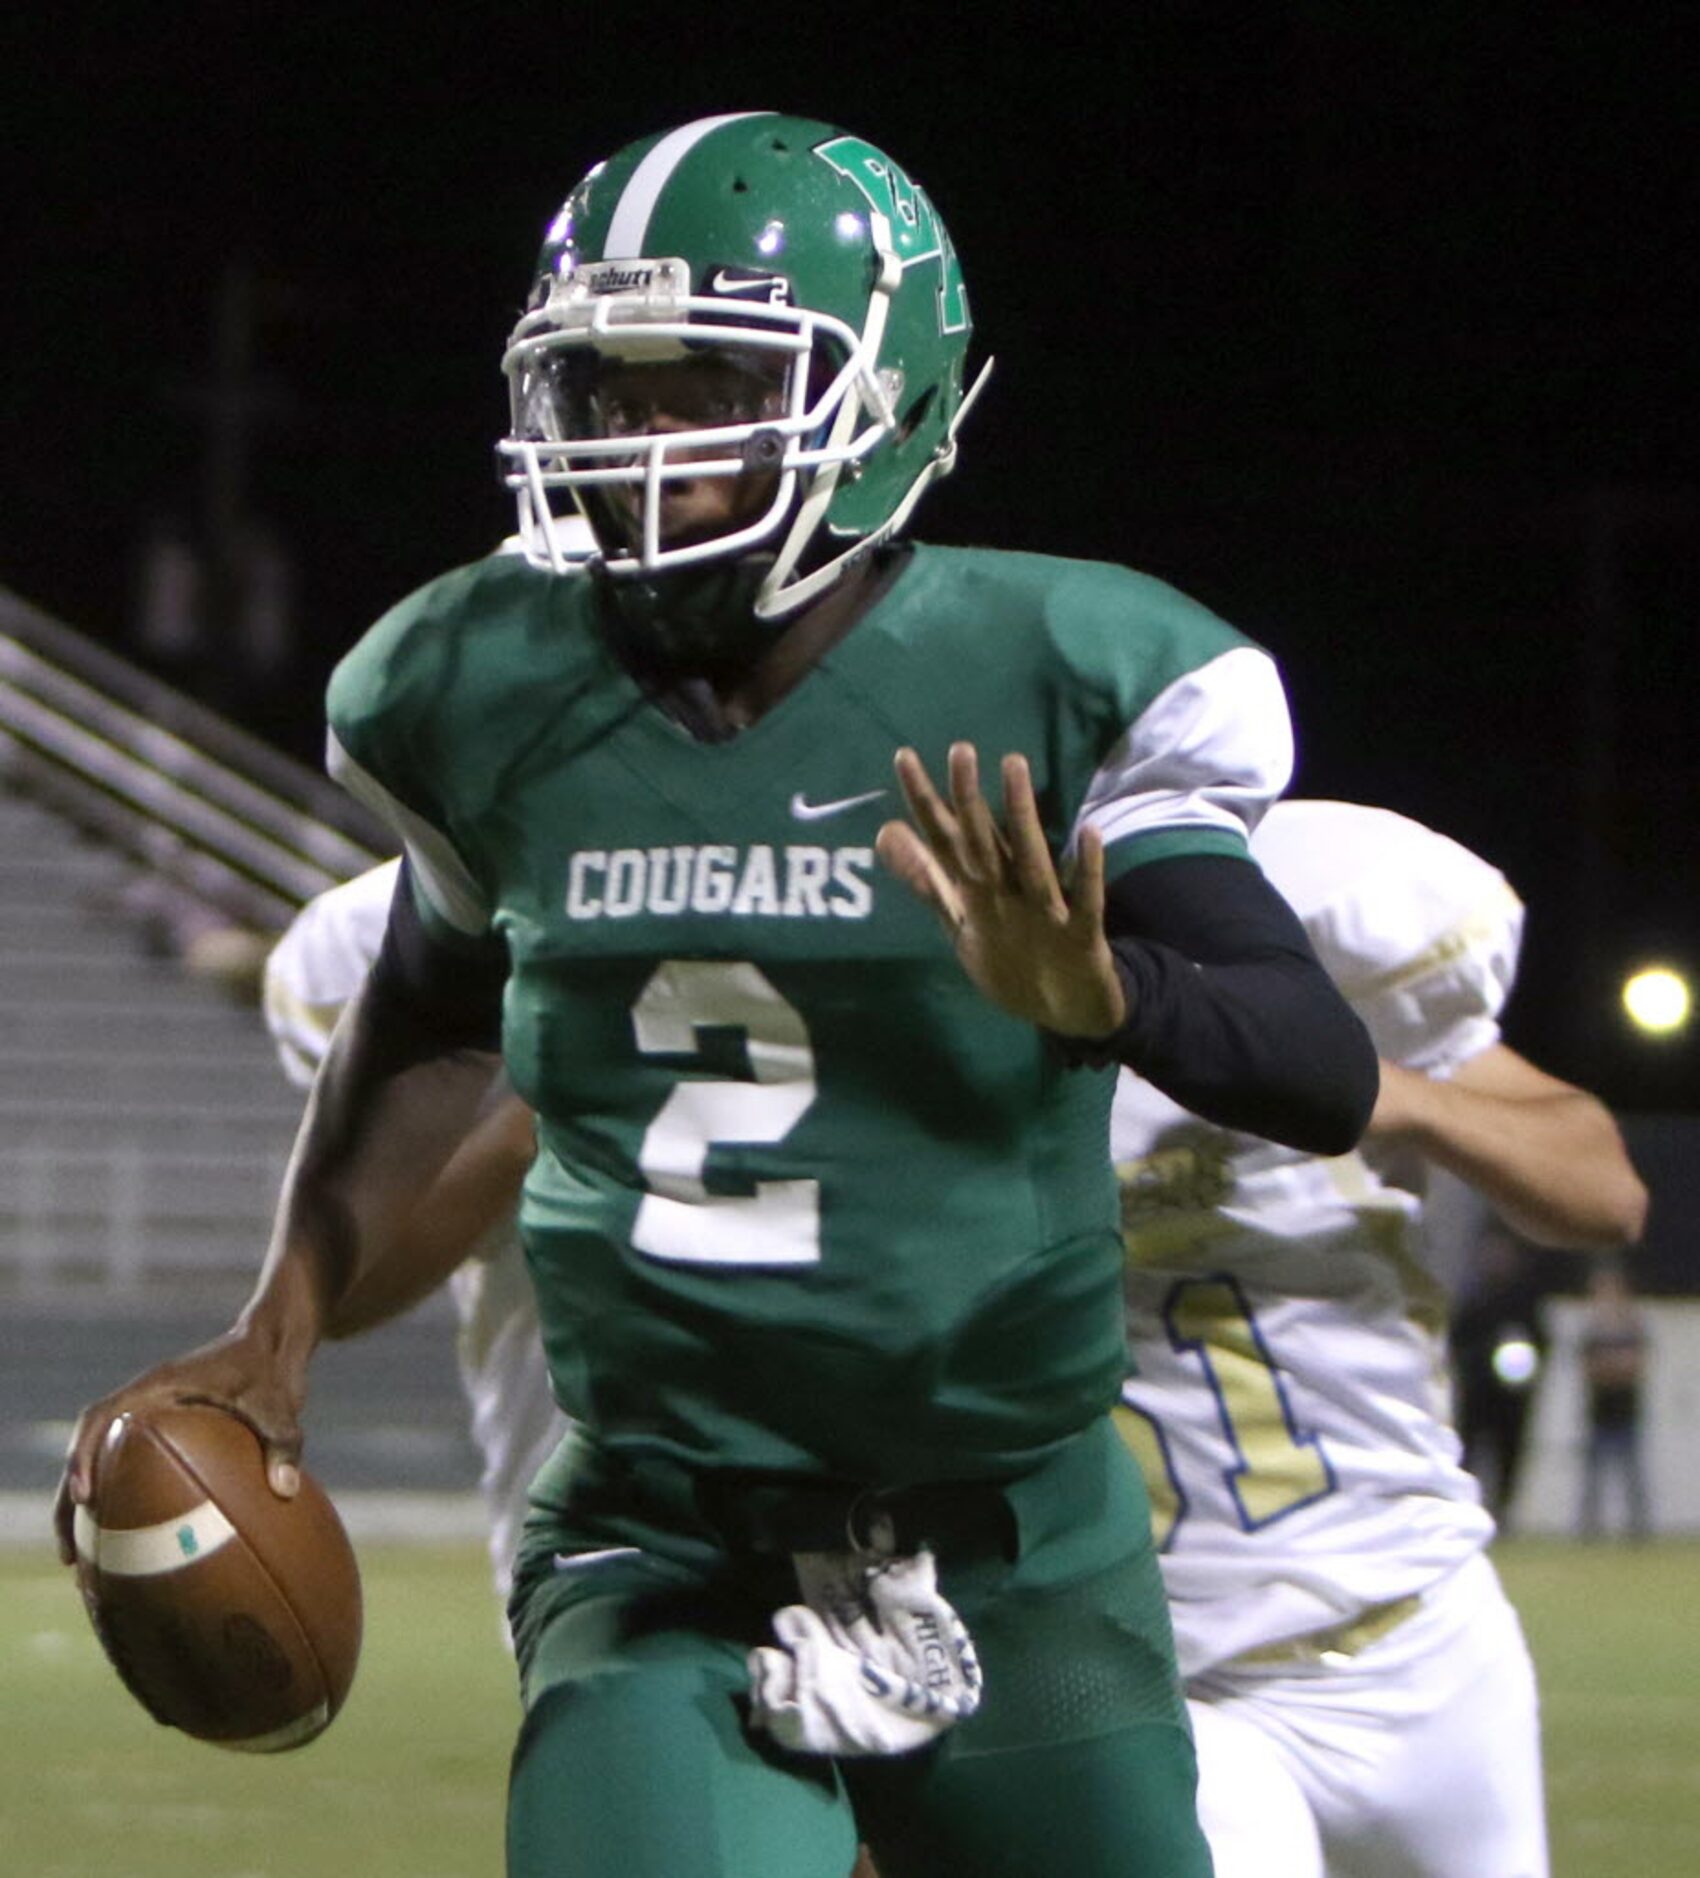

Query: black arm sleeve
<box><xmin>363</xmin><ymin>858</ymin><xmax>508</xmax><ymax>1060</ymax></box>
<box><xmin>1073</xmin><ymin>852</ymin><xmax>1378</xmax><ymax>1154</ymax></box>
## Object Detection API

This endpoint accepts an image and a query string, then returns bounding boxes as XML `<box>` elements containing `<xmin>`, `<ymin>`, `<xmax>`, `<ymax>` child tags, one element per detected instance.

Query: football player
<box><xmin>1116</xmin><ymin>799</ymin><xmax>1647</xmax><ymax>1878</ymax></box>
<box><xmin>57</xmin><ymin>114</ymin><xmax>1379</xmax><ymax>1878</ymax></box>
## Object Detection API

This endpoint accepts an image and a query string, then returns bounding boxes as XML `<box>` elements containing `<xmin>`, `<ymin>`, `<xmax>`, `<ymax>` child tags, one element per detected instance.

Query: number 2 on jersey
<box><xmin>630</xmin><ymin>960</ymin><xmax>821</xmax><ymax>1267</ymax></box>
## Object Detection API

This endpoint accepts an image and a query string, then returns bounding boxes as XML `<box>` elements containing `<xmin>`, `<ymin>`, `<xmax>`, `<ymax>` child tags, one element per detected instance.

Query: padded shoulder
<box><xmin>1251</xmin><ymin>801</ymin><xmax>1523</xmax><ymax>1071</ymax></box>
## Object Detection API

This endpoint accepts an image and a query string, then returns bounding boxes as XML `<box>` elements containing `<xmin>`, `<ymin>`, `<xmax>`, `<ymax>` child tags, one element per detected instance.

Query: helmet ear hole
<box><xmin>897</xmin><ymin>386</ymin><xmax>938</xmax><ymax>446</ymax></box>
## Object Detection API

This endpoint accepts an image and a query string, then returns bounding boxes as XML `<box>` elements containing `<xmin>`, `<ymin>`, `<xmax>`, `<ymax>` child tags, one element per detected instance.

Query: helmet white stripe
<box><xmin>603</xmin><ymin>112</ymin><xmax>773</xmax><ymax>260</ymax></box>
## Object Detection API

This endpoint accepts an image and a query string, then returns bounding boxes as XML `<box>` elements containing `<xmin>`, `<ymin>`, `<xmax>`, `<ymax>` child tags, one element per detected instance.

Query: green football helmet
<box><xmin>498</xmin><ymin>112</ymin><xmax>988</xmax><ymax>618</ymax></box>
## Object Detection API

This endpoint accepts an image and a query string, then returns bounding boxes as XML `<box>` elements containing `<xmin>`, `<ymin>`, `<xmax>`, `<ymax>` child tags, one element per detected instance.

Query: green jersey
<box><xmin>327</xmin><ymin>544</ymin><xmax>1292</xmax><ymax>1486</ymax></box>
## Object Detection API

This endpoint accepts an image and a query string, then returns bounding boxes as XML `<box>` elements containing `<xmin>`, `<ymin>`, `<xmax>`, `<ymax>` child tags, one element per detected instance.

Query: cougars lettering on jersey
<box><xmin>326</xmin><ymin>544</ymin><xmax>1294</xmax><ymax>1492</ymax></box>
<box><xmin>564</xmin><ymin>845</ymin><xmax>875</xmax><ymax>922</ymax></box>
<box><xmin>1116</xmin><ymin>802</ymin><xmax>1515</xmax><ymax>1676</ymax></box>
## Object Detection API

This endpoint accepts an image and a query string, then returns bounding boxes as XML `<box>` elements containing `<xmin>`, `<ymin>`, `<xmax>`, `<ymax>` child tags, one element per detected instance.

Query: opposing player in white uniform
<box><xmin>264</xmin><ymin>858</ymin><xmax>567</xmax><ymax>1601</ymax></box>
<box><xmin>1115</xmin><ymin>800</ymin><xmax>1647</xmax><ymax>1878</ymax></box>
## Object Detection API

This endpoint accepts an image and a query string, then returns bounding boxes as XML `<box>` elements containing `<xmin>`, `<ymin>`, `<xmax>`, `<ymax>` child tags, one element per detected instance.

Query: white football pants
<box><xmin>1186</xmin><ymin>1552</ymin><xmax>1547</xmax><ymax>1878</ymax></box>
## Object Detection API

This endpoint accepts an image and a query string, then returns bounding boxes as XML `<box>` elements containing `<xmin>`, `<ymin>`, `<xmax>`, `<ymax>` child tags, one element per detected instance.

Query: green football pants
<box><xmin>506</xmin><ymin>1417</ymin><xmax>1212</xmax><ymax>1877</ymax></box>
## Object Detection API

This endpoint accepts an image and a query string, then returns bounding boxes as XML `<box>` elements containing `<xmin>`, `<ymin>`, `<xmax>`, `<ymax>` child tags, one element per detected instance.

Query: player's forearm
<box><xmin>1096</xmin><ymin>855</ymin><xmax>1379</xmax><ymax>1153</ymax></box>
<box><xmin>239</xmin><ymin>979</ymin><xmax>504</xmax><ymax>1351</ymax></box>
<box><xmin>1370</xmin><ymin>1061</ymin><xmax>1648</xmax><ymax>1250</ymax></box>
<box><xmin>325</xmin><ymin>1093</ymin><xmax>534</xmax><ymax>1336</ymax></box>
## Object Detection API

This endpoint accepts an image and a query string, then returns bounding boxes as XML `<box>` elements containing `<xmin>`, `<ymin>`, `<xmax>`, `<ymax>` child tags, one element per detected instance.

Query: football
<box><xmin>72</xmin><ymin>1403</ymin><xmax>362</xmax><ymax>1751</ymax></box>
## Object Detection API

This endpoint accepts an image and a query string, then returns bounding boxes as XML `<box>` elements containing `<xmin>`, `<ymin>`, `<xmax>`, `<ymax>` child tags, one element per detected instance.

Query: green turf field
<box><xmin>1501</xmin><ymin>1539</ymin><xmax>1700</xmax><ymax>1873</ymax></box>
<box><xmin>4</xmin><ymin>1538</ymin><xmax>1696</xmax><ymax>1875</ymax></box>
<box><xmin>3</xmin><ymin>1544</ymin><xmax>516</xmax><ymax>1878</ymax></box>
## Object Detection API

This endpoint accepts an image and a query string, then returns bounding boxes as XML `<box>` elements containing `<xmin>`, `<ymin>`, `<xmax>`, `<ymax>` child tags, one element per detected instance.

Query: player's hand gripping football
<box><xmin>876</xmin><ymin>743</ymin><xmax>1125</xmax><ymax>1039</ymax></box>
<box><xmin>53</xmin><ymin>1321</ymin><xmax>310</xmax><ymax>1565</ymax></box>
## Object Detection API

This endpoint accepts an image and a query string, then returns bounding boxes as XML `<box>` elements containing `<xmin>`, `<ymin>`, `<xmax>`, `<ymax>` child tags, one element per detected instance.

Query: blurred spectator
<box><xmin>1451</xmin><ymin>1222</ymin><xmax>1551</xmax><ymax>1529</ymax></box>
<box><xmin>1577</xmin><ymin>1259</ymin><xmax>1652</xmax><ymax>1540</ymax></box>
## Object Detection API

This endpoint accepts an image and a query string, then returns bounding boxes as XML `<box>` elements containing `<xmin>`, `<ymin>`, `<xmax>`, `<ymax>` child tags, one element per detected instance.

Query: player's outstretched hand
<box><xmin>53</xmin><ymin>1323</ymin><xmax>309</xmax><ymax>1565</ymax></box>
<box><xmin>876</xmin><ymin>743</ymin><xmax>1125</xmax><ymax>1039</ymax></box>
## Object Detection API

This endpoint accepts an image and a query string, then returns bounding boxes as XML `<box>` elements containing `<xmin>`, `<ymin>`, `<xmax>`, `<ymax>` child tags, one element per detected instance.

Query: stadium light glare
<box><xmin>1491</xmin><ymin>1335</ymin><xmax>1540</xmax><ymax>1390</ymax></box>
<box><xmin>1621</xmin><ymin>965</ymin><xmax>1692</xmax><ymax>1038</ymax></box>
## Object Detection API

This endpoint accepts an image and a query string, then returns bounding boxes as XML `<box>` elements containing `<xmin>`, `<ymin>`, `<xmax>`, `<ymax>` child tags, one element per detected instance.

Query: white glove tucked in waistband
<box><xmin>748</xmin><ymin>1546</ymin><xmax>983</xmax><ymax>1757</ymax></box>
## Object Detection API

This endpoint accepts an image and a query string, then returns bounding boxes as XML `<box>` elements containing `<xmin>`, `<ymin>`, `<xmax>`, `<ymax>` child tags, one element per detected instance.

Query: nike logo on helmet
<box><xmin>709</xmin><ymin>268</ymin><xmax>791</xmax><ymax>302</ymax></box>
<box><xmin>789</xmin><ymin>788</ymin><xmax>888</xmax><ymax>822</ymax></box>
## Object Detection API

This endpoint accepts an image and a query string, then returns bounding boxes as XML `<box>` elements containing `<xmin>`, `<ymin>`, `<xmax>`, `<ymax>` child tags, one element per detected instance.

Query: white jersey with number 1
<box><xmin>1116</xmin><ymin>801</ymin><xmax>1548</xmax><ymax>1877</ymax></box>
<box><xmin>1115</xmin><ymin>800</ymin><xmax>1516</xmax><ymax>1674</ymax></box>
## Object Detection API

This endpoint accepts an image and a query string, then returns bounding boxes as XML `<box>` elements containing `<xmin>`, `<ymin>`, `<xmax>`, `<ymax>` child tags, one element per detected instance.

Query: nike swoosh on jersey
<box><xmin>789</xmin><ymin>788</ymin><xmax>889</xmax><ymax>821</ymax></box>
<box><xmin>551</xmin><ymin>1546</ymin><xmax>645</xmax><ymax>1574</ymax></box>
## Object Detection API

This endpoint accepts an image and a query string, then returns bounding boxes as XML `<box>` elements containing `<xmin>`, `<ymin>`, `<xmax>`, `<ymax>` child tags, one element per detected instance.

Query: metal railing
<box><xmin>0</xmin><ymin>586</ymin><xmax>387</xmax><ymax>930</ymax></box>
<box><xmin>3</xmin><ymin>1142</ymin><xmax>291</xmax><ymax>1293</ymax></box>
<box><xmin>0</xmin><ymin>587</ymin><xmax>385</xmax><ymax>1288</ymax></box>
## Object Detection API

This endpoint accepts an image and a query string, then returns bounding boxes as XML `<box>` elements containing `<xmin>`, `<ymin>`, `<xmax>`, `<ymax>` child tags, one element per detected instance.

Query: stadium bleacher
<box><xmin>0</xmin><ymin>788</ymin><xmax>300</xmax><ymax>1292</ymax></box>
<box><xmin>0</xmin><ymin>594</ymin><xmax>483</xmax><ymax>1528</ymax></box>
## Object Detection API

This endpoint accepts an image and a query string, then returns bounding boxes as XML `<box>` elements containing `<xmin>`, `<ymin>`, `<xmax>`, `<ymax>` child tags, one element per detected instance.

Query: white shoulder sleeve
<box><xmin>1251</xmin><ymin>801</ymin><xmax>1523</xmax><ymax>1074</ymax></box>
<box><xmin>1073</xmin><ymin>646</ymin><xmax>1294</xmax><ymax>858</ymax></box>
<box><xmin>262</xmin><ymin>859</ymin><xmax>402</xmax><ymax>1086</ymax></box>
<box><xmin>326</xmin><ymin>728</ymin><xmax>491</xmax><ymax>936</ymax></box>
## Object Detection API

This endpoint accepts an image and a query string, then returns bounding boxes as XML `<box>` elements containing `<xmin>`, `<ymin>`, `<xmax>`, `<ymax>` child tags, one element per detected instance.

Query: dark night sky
<box><xmin>6</xmin><ymin>4</ymin><xmax>1698</xmax><ymax>1103</ymax></box>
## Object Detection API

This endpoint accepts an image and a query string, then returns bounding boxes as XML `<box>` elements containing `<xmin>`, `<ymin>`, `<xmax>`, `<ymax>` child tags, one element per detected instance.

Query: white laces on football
<box><xmin>747</xmin><ymin>1546</ymin><xmax>983</xmax><ymax>1757</ymax></box>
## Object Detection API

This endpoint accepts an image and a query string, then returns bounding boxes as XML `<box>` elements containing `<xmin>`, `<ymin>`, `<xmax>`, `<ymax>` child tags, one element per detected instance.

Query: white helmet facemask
<box><xmin>498</xmin><ymin>232</ymin><xmax>905</xmax><ymax>617</ymax></box>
